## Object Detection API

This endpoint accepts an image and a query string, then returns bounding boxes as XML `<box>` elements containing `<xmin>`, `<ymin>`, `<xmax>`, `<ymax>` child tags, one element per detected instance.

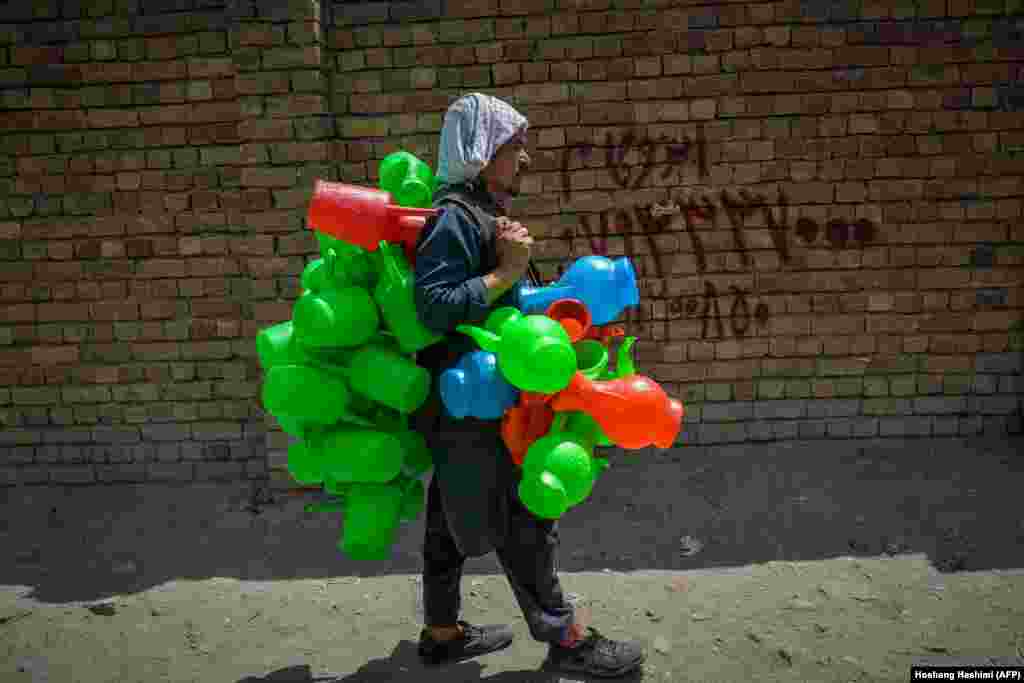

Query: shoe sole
<box><xmin>543</xmin><ymin>653</ymin><xmax>645</xmax><ymax>679</ymax></box>
<box><xmin>417</xmin><ymin>637</ymin><xmax>515</xmax><ymax>667</ymax></box>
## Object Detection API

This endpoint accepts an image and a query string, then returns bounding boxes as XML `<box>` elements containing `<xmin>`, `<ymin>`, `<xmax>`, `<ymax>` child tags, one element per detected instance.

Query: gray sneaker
<box><xmin>417</xmin><ymin>620</ymin><xmax>514</xmax><ymax>666</ymax></box>
<box><xmin>543</xmin><ymin>626</ymin><xmax>645</xmax><ymax>678</ymax></box>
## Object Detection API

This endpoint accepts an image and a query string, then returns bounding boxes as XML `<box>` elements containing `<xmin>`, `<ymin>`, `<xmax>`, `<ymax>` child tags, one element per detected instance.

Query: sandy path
<box><xmin>3</xmin><ymin>554</ymin><xmax>1023</xmax><ymax>683</ymax></box>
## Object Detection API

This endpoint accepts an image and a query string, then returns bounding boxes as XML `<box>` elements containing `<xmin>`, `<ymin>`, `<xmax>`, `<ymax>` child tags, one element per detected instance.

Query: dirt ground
<box><xmin>2</xmin><ymin>436</ymin><xmax>1023</xmax><ymax>683</ymax></box>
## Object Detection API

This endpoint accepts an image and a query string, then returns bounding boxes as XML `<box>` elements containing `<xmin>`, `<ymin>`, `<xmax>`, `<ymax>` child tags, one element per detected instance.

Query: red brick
<box><xmin>1</xmin><ymin>304</ymin><xmax>36</xmax><ymax>323</ymax></box>
<box><xmin>189</xmin><ymin>258</ymin><xmax>241</xmax><ymax>278</ymax></box>
<box><xmin>132</xmin><ymin>61</ymin><xmax>188</xmax><ymax>81</ymax></box>
<box><xmin>139</xmin><ymin>104</ymin><xmax>191</xmax><ymax>126</ymax></box>
<box><xmin>87</xmin><ymin>109</ymin><xmax>139</xmax><ymax>128</ymax></box>
<box><xmin>31</xmin><ymin>346</ymin><xmax>79</xmax><ymax>366</ymax></box>
<box><xmin>91</xmin><ymin>301</ymin><xmax>140</xmax><ymax>321</ymax></box>
<box><xmin>33</xmin><ymin>110</ymin><xmax>87</xmax><ymax>131</ymax></box>
<box><xmin>137</xmin><ymin>259</ymin><xmax>187</xmax><ymax>279</ymax></box>
<box><xmin>192</xmin><ymin>102</ymin><xmax>242</xmax><ymax>123</ymax></box>
<box><xmin>240</xmin><ymin>168</ymin><xmax>297</xmax><ymax>188</ymax></box>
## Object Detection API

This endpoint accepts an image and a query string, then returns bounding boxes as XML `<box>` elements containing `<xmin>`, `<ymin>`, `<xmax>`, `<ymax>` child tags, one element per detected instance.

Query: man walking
<box><xmin>410</xmin><ymin>92</ymin><xmax>645</xmax><ymax>678</ymax></box>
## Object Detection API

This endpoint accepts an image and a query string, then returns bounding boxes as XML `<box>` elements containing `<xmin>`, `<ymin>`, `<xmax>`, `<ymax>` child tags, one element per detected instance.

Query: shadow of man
<box><xmin>234</xmin><ymin>639</ymin><xmax>646</xmax><ymax>683</ymax></box>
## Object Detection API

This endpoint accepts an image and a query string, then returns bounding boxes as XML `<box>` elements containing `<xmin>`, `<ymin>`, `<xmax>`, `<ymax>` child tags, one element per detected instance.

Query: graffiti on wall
<box><xmin>551</xmin><ymin>127</ymin><xmax>880</xmax><ymax>339</ymax></box>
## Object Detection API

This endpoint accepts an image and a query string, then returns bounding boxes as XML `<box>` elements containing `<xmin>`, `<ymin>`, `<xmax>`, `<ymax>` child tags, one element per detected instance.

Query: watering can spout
<box><xmin>616</xmin><ymin>336</ymin><xmax>637</xmax><ymax>378</ymax></box>
<box><xmin>455</xmin><ymin>324</ymin><xmax>501</xmax><ymax>352</ymax></box>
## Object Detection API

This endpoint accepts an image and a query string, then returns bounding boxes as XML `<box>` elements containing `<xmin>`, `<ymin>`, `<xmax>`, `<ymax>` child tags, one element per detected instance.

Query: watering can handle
<box><xmin>387</xmin><ymin>205</ymin><xmax>438</xmax><ymax>219</ymax></box>
<box><xmin>324</xmin><ymin>248</ymin><xmax>337</xmax><ymax>280</ymax></box>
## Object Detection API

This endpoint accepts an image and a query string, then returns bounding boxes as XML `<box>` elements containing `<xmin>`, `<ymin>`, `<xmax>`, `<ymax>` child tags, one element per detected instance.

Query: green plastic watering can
<box><xmin>311</xmin><ymin>236</ymin><xmax>378</xmax><ymax>291</ymax></box>
<box><xmin>370</xmin><ymin>240</ymin><xmax>443</xmax><ymax>355</ymax></box>
<box><xmin>518</xmin><ymin>413</ymin><xmax>599</xmax><ymax>519</ymax></box>
<box><xmin>456</xmin><ymin>307</ymin><xmax>577</xmax><ymax>394</ymax></box>
<box><xmin>378</xmin><ymin>150</ymin><xmax>435</xmax><ymax>209</ymax></box>
<box><xmin>261</xmin><ymin>364</ymin><xmax>376</xmax><ymax>429</ymax></box>
<box><xmin>341</xmin><ymin>342</ymin><xmax>431</xmax><ymax>414</ymax></box>
<box><xmin>338</xmin><ymin>481</ymin><xmax>404</xmax><ymax>561</ymax></box>
<box><xmin>310</xmin><ymin>423</ymin><xmax>407</xmax><ymax>484</ymax></box>
<box><xmin>292</xmin><ymin>285</ymin><xmax>380</xmax><ymax>351</ymax></box>
<box><xmin>256</xmin><ymin>321</ymin><xmax>309</xmax><ymax>370</ymax></box>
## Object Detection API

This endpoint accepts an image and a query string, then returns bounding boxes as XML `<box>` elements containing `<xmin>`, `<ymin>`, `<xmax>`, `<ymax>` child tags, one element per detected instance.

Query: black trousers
<box><xmin>421</xmin><ymin>470</ymin><xmax>576</xmax><ymax>643</ymax></box>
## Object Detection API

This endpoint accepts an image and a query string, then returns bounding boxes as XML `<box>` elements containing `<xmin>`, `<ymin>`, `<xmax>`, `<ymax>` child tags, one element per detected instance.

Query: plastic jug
<box><xmin>292</xmin><ymin>286</ymin><xmax>380</xmax><ymax>350</ymax></box>
<box><xmin>312</xmin><ymin>424</ymin><xmax>406</xmax><ymax>484</ymax></box>
<box><xmin>286</xmin><ymin>439</ymin><xmax>322</xmax><ymax>486</ymax></box>
<box><xmin>502</xmin><ymin>399</ymin><xmax>555</xmax><ymax>466</ymax></box>
<box><xmin>379</xmin><ymin>150</ymin><xmax>435</xmax><ymax>209</ymax></box>
<box><xmin>518</xmin><ymin>256</ymin><xmax>640</xmax><ymax>325</ymax></box>
<box><xmin>550</xmin><ymin>373</ymin><xmax>684</xmax><ymax>449</ymax></box>
<box><xmin>262</xmin><ymin>364</ymin><xmax>373</xmax><ymax>428</ymax></box>
<box><xmin>302</xmin><ymin>243</ymin><xmax>377</xmax><ymax>293</ymax></box>
<box><xmin>370</xmin><ymin>240</ymin><xmax>443</xmax><ymax>354</ymax></box>
<box><xmin>342</xmin><ymin>342</ymin><xmax>431</xmax><ymax>414</ymax></box>
<box><xmin>256</xmin><ymin>321</ymin><xmax>308</xmax><ymax>370</ymax></box>
<box><xmin>338</xmin><ymin>481</ymin><xmax>404</xmax><ymax>560</ymax></box>
<box><xmin>440</xmin><ymin>350</ymin><xmax>520</xmax><ymax>420</ymax></box>
<box><xmin>307</xmin><ymin>180</ymin><xmax>437</xmax><ymax>253</ymax></box>
<box><xmin>456</xmin><ymin>307</ymin><xmax>577</xmax><ymax>394</ymax></box>
<box><xmin>517</xmin><ymin>414</ymin><xmax>598</xmax><ymax>519</ymax></box>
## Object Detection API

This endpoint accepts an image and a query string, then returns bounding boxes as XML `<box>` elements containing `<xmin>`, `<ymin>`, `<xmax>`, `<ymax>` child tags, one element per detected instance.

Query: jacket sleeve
<box><xmin>413</xmin><ymin>205</ymin><xmax>494</xmax><ymax>334</ymax></box>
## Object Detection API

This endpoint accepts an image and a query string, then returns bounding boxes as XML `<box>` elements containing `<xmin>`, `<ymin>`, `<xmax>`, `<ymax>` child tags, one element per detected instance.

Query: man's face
<box><xmin>484</xmin><ymin>132</ymin><xmax>531</xmax><ymax>196</ymax></box>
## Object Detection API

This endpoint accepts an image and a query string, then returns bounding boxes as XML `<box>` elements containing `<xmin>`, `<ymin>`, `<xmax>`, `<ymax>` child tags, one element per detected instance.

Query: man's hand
<box><xmin>483</xmin><ymin>217</ymin><xmax>533</xmax><ymax>304</ymax></box>
<box><xmin>495</xmin><ymin>216</ymin><xmax>533</xmax><ymax>281</ymax></box>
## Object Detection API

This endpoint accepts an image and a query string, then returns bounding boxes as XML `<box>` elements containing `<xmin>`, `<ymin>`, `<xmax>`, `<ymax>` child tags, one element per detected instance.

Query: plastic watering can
<box><xmin>440</xmin><ymin>350</ymin><xmax>520</xmax><ymax>420</ymax></box>
<box><xmin>517</xmin><ymin>414</ymin><xmax>598</xmax><ymax>519</ymax></box>
<box><xmin>456</xmin><ymin>307</ymin><xmax>576</xmax><ymax>394</ymax></box>
<box><xmin>338</xmin><ymin>481</ymin><xmax>404</xmax><ymax>561</ymax></box>
<box><xmin>518</xmin><ymin>256</ymin><xmax>640</xmax><ymax>326</ymax></box>
<box><xmin>292</xmin><ymin>285</ymin><xmax>380</xmax><ymax>350</ymax></box>
<box><xmin>310</xmin><ymin>424</ymin><xmax>407</xmax><ymax>484</ymax></box>
<box><xmin>307</xmin><ymin>180</ymin><xmax>437</xmax><ymax>253</ymax></box>
<box><xmin>370</xmin><ymin>240</ymin><xmax>443</xmax><ymax>354</ymax></box>
<box><xmin>550</xmin><ymin>373</ymin><xmax>684</xmax><ymax>449</ymax></box>
<box><xmin>378</xmin><ymin>150</ymin><xmax>435</xmax><ymax>209</ymax></box>
<box><xmin>261</xmin><ymin>364</ymin><xmax>375</xmax><ymax>429</ymax></box>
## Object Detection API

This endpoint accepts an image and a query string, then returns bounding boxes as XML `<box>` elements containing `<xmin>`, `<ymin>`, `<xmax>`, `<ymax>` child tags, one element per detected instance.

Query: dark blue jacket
<box><xmin>412</xmin><ymin>181</ymin><xmax>538</xmax><ymax>383</ymax></box>
<box><xmin>409</xmin><ymin>180</ymin><xmax>543</xmax><ymax>557</ymax></box>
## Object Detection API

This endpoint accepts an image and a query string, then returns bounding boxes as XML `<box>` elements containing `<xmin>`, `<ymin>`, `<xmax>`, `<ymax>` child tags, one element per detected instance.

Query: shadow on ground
<box><xmin>2</xmin><ymin>436</ymin><xmax>1023</xmax><ymax>607</ymax></box>
<box><xmin>233</xmin><ymin>641</ymin><xmax>643</xmax><ymax>683</ymax></box>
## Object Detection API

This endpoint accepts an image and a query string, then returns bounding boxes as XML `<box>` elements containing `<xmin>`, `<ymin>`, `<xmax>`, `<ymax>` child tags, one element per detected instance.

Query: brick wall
<box><xmin>1</xmin><ymin>0</ymin><xmax>1022</xmax><ymax>488</ymax></box>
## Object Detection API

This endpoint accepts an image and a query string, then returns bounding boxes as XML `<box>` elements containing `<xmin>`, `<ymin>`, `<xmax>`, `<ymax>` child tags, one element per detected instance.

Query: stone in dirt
<box><xmin>86</xmin><ymin>602</ymin><xmax>117</xmax><ymax>616</ymax></box>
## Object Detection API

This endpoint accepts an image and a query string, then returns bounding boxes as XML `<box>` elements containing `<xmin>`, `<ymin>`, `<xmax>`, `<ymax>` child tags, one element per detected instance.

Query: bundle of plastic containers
<box><xmin>256</xmin><ymin>149</ymin><xmax>687</xmax><ymax>560</ymax></box>
<box><xmin>443</xmin><ymin>260</ymin><xmax>686</xmax><ymax>521</ymax></box>
<box><xmin>255</xmin><ymin>151</ymin><xmax>441</xmax><ymax>561</ymax></box>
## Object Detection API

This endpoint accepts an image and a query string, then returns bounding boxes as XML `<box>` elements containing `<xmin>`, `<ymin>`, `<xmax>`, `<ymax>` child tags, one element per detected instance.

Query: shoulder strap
<box><xmin>435</xmin><ymin>193</ymin><xmax>496</xmax><ymax>253</ymax></box>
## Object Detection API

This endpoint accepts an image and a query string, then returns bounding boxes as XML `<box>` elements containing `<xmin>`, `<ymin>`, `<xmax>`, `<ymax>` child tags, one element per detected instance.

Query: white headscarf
<box><xmin>436</xmin><ymin>93</ymin><xmax>528</xmax><ymax>187</ymax></box>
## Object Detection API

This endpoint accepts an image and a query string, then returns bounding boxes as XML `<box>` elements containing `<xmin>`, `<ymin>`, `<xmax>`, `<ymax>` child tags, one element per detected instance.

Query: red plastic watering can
<box><xmin>549</xmin><ymin>372</ymin><xmax>683</xmax><ymax>449</ymax></box>
<box><xmin>501</xmin><ymin>399</ymin><xmax>555</xmax><ymax>466</ymax></box>
<box><xmin>308</xmin><ymin>180</ymin><xmax>437</xmax><ymax>254</ymax></box>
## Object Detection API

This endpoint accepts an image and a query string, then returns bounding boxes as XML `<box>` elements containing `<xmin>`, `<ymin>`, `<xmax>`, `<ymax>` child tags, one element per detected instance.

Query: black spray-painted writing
<box><xmin>670</xmin><ymin>282</ymin><xmax>772</xmax><ymax>340</ymax></box>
